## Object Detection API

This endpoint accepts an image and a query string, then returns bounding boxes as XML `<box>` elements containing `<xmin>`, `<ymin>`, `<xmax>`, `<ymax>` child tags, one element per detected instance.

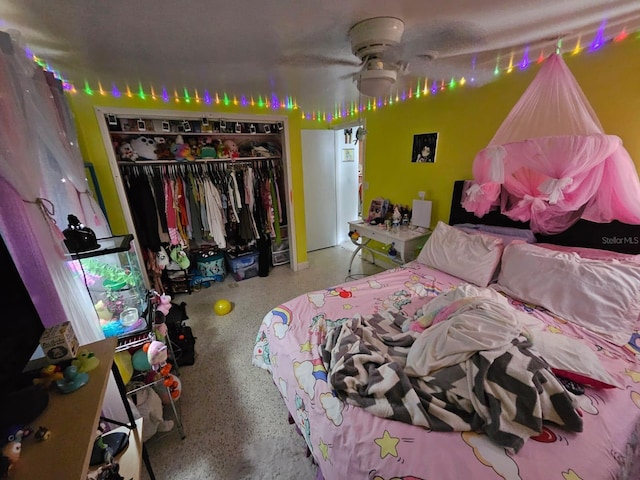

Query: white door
<box><xmin>335</xmin><ymin>128</ymin><xmax>360</xmax><ymax>243</ymax></box>
<box><xmin>302</xmin><ymin>130</ymin><xmax>337</xmax><ymax>251</ymax></box>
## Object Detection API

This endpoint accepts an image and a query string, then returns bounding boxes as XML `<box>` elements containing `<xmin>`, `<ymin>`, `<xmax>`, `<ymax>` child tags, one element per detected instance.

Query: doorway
<box><xmin>302</xmin><ymin>125</ymin><xmax>362</xmax><ymax>252</ymax></box>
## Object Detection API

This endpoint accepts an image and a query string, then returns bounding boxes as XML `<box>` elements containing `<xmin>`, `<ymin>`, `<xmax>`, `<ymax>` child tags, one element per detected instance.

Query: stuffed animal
<box><xmin>170</xmin><ymin>135</ymin><xmax>194</xmax><ymax>161</ymax></box>
<box><xmin>156</xmin><ymin>294</ymin><xmax>172</xmax><ymax>316</ymax></box>
<box><xmin>1</xmin><ymin>441</ymin><xmax>21</xmax><ymax>477</ymax></box>
<box><xmin>0</xmin><ymin>427</ymin><xmax>31</xmax><ymax>477</ymax></box>
<box><xmin>153</xmin><ymin>137</ymin><xmax>173</xmax><ymax>160</ymax></box>
<box><xmin>145</xmin><ymin>341</ymin><xmax>168</xmax><ymax>371</ymax></box>
<box><xmin>130</xmin><ymin>136</ymin><xmax>157</xmax><ymax>160</ymax></box>
<box><xmin>199</xmin><ymin>136</ymin><xmax>218</xmax><ymax>158</ymax></box>
<box><xmin>118</xmin><ymin>142</ymin><xmax>138</xmax><ymax>162</ymax></box>
<box><xmin>154</xmin><ymin>311</ymin><xmax>168</xmax><ymax>343</ymax></box>
<box><xmin>223</xmin><ymin>139</ymin><xmax>240</xmax><ymax>158</ymax></box>
<box><xmin>128</xmin><ymin>384</ymin><xmax>174</xmax><ymax>442</ymax></box>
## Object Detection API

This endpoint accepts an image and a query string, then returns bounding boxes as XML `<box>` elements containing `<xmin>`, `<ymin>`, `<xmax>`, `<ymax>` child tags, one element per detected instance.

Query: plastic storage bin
<box><xmin>272</xmin><ymin>249</ymin><xmax>290</xmax><ymax>266</ymax></box>
<box><xmin>226</xmin><ymin>250</ymin><xmax>259</xmax><ymax>281</ymax></box>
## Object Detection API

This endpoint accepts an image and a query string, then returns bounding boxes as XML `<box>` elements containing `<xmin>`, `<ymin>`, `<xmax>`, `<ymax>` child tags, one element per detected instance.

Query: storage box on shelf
<box><xmin>271</xmin><ymin>225</ymin><xmax>290</xmax><ymax>266</ymax></box>
<box><xmin>226</xmin><ymin>249</ymin><xmax>260</xmax><ymax>281</ymax></box>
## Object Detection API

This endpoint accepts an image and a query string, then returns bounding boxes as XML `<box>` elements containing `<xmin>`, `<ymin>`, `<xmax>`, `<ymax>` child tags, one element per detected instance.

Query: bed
<box><xmin>252</xmin><ymin>181</ymin><xmax>640</xmax><ymax>480</ymax></box>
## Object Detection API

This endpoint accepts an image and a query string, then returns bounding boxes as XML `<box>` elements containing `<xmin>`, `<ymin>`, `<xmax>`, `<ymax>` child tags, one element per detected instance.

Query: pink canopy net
<box><xmin>461</xmin><ymin>53</ymin><xmax>640</xmax><ymax>234</ymax></box>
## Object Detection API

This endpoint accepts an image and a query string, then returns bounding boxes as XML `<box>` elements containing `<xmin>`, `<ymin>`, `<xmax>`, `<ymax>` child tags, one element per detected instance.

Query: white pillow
<box><xmin>498</xmin><ymin>243</ymin><xmax>640</xmax><ymax>346</ymax></box>
<box><xmin>529</xmin><ymin>329</ymin><xmax>622</xmax><ymax>389</ymax></box>
<box><xmin>417</xmin><ymin>221</ymin><xmax>504</xmax><ymax>287</ymax></box>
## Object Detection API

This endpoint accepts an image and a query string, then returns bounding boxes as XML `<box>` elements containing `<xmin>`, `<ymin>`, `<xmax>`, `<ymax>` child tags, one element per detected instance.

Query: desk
<box><xmin>347</xmin><ymin>220</ymin><xmax>430</xmax><ymax>274</ymax></box>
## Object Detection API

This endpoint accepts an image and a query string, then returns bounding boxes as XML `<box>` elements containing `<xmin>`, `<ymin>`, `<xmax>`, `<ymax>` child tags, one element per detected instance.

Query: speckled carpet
<box><xmin>139</xmin><ymin>243</ymin><xmax>382</xmax><ymax>479</ymax></box>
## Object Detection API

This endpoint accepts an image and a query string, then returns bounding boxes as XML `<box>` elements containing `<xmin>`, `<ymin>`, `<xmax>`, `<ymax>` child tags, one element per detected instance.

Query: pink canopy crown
<box><xmin>462</xmin><ymin>53</ymin><xmax>640</xmax><ymax>234</ymax></box>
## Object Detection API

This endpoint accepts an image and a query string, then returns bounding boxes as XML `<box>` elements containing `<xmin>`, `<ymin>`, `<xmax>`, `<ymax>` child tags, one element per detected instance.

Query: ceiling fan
<box><xmin>346</xmin><ymin>16</ymin><xmax>439</xmax><ymax>98</ymax></box>
<box><xmin>278</xmin><ymin>16</ymin><xmax>487</xmax><ymax>97</ymax></box>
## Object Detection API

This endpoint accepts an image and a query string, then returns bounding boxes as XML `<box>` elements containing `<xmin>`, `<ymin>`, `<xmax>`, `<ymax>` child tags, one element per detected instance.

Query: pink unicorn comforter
<box><xmin>252</xmin><ymin>262</ymin><xmax>640</xmax><ymax>480</ymax></box>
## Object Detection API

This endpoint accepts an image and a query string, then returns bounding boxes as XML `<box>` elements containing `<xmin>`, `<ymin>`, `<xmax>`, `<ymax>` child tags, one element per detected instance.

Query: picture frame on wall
<box><xmin>412</xmin><ymin>132</ymin><xmax>438</xmax><ymax>163</ymax></box>
<box><xmin>342</xmin><ymin>148</ymin><xmax>355</xmax><ymax>162</ymax></box>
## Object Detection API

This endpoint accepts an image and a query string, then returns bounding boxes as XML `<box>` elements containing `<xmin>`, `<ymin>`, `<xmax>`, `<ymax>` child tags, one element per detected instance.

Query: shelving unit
<box><xmin>117</xmin><ymin>324</ymin><xmax>186</xmax><ymax>441</ymax></box>
<box><xmin>106</xmin><ymin>116</ymin><xmax>284</xmax><ymax>164</ymax></box>
<box><xmin>67</xmin><ymin>234</ymin><xmax>185</xmax><ymax>450</ymax></box>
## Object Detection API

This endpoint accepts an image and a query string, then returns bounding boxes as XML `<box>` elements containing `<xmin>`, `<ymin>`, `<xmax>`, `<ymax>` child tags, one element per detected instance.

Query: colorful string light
<box><xmin>22</xmin><ymin>24</ymin><xmax>638</xmax><ymax>123</ymax></box>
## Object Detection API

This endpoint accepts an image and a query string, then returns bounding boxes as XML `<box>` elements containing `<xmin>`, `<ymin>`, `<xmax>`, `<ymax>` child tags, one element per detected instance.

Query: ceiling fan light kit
<box><xmin>348</xmin><ymin>17</ymin><xmax>407</xmax><ymax>98</ymax></box>
<box><xmin>357</xmin><ymin>69</ymin><xmax>397</xmax><ymax>98</ymax></box>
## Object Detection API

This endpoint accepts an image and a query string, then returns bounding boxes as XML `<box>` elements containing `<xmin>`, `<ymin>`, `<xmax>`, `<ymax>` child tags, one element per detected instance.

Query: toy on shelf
<box><xmin>155</xmin><ymin>373</ymin><xmax>182</xmax><ymax>404</ymax></box>
<box><xmin>131</xmin><ymin>348</ymin><xmax>151</xmax><ymax>372</ymax></box>
<box><xmin>118</xmin><ymin>142</ymin><xmax>138</xmax><ymax>162</ymax></box>
<box><xmin>392</xmin><ymin>205</ymin><xmax>402</xmax><ymax>230</ymax></box>
<box><xmin>32</xmin><ymin>364</ymin><xmax>63</xmax><ymax>389</ymax></box>
<box><xmin>1</xmin><ymin>426</ymin><xmax>32</xmax><ymax>477</ymax></box>
<box><xmin>72</xmin><ymin>349</ymin><xmax>100</xmax><ymax>373</ymax></box>
<box><xmin>63</xmin><ymin>214</ymin><xmax>99</xmax><ymax>253</ymax></box>
<box><xmin>153</xmin><ymin>137</ymin><xmax>173</xmax><ymax>160</ymax></box>
<box><xmin>153</xmin><ymin>311</ymin><xmax>168</xmax><ymax>343</ymax></box>
<box><xmin>145</xmin><ymin>341</ymin><xmax>169</xmax><ymax>375</ymax></box>
<box><xmin>56</xmin><ymin>365</ymin><xmax>89</xmax><ymax>394</ymax></box>
<box><xmin>34</xmin><ymin>426</ymin><xmax>51</xmax><ymax>442</ymax></box>
<box><xmin>130</xmin><ymin>136</ymin><xmax>157</xmax><ymax>161</ymax></box>
<box><xmin>171</xmin><ymin>135</ymin><xmax>194</xmax><ymax>162</ymax></box>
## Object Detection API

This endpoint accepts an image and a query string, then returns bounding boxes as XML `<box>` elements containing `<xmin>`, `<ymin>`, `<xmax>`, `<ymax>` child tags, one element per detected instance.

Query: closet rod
<box><xmin>117</xmin><ymin>157</ymin><xmax>279</xmax><ymax>167</ymax></box>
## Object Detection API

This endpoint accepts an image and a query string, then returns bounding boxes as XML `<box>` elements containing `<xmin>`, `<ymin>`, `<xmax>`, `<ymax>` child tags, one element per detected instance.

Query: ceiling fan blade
<box><xmin>278</xmin><ymin>53</ymin><xmax>363</xmax><ymax>67</ymax></box>
<box><xmin>398</xmin><ymin>21</ymin><xmax>486</xmax><ymax>60</ymax></box>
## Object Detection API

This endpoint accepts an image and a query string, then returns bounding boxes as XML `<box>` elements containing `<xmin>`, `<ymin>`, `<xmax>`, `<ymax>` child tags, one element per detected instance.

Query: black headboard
<box><xmin>449</xmin><ymin>180</ymin><xmax>640</xmax><ymax>254</ymax></box>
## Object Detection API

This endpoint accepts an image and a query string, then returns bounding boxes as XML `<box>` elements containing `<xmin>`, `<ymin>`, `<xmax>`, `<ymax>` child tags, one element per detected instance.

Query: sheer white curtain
<box><xmin>0</xmin><ymin>30</ymin><xmax>104</xmax><ymax>343</ymax></box>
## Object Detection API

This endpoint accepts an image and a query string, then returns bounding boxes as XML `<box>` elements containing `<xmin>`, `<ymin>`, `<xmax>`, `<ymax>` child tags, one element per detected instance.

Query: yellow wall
<box><xmin>69</xmin><ymin>39</ymin><xmax>639</xmax><ymax>267</ymax></box>
<box><xmin>361</xmin><ymin>39</ymin><xmax>640</xmax><ymax>227</ymax></box>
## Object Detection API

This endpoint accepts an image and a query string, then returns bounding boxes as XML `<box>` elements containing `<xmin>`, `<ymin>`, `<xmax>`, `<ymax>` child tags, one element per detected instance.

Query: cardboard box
<box><xmin>39</xmin><ymin>321</ymin><xmax>79</xmax><ymax>363</ymax></box>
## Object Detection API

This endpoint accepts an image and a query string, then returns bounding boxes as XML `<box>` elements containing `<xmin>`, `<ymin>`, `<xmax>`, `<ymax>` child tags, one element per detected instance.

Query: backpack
<box><xmin>167</xmin><ymin>320</ymin><xmax>196</xmax><ymax>366</ymax></box>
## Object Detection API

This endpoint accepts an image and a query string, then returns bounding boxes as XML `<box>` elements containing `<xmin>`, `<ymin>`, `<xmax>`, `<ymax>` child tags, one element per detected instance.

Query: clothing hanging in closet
<box><xmin>120</xmin><ymin>160</ymin><xmax>285</xmax><ymax>253</ymax></box>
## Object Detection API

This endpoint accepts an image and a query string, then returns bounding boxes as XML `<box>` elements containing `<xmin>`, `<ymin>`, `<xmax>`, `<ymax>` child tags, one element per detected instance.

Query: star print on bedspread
<box><xmin>375</xmin><ymin>430</ymin><xmax>400</xmax><ymax>459</ymax></box>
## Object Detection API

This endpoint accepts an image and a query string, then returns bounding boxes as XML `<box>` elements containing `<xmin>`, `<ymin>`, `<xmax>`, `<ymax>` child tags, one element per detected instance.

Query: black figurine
<box><xmin>63</xmin><ymin>214</ymin><xmax>99</xmax><ymax>253</ymax></box>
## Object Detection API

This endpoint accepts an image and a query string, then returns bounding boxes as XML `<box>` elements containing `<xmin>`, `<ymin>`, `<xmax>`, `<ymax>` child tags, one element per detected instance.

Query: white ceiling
<box><xmin>2</xmin><ymin>0</ymin><xmax>640</xmax><ymax>113</ymax></box>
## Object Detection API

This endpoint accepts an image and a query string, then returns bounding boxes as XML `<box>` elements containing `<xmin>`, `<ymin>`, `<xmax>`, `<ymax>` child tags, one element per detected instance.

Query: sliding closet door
<box><xmin>302</xmin><ymin>130</ymin><xmax>337</xmax><ymax>251</ymax></box>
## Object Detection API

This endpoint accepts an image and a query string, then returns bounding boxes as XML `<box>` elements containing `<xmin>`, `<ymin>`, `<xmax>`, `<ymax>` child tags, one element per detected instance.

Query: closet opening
<box><xmin>94</xmin><ymin>108</ymin><xmax>295</xmax><ymax>292</ymax></box>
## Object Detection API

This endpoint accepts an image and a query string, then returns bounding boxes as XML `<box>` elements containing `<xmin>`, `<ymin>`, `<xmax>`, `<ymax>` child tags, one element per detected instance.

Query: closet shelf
<box><xmin>109</xmin><ymin>131</ymin><xmax>279</xmax><ymax>137</ymax></box>
<box><xmin>117</xmin><ymin>156</ymin><xmax>281</xmax><ymax>166</ymax></box>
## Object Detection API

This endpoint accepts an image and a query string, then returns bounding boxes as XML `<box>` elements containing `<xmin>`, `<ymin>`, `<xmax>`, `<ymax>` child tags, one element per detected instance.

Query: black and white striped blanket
<box><xmin>320</xmin><ymin>310</ymin><xmax>583</xmax><ymax>453</ymax></box>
